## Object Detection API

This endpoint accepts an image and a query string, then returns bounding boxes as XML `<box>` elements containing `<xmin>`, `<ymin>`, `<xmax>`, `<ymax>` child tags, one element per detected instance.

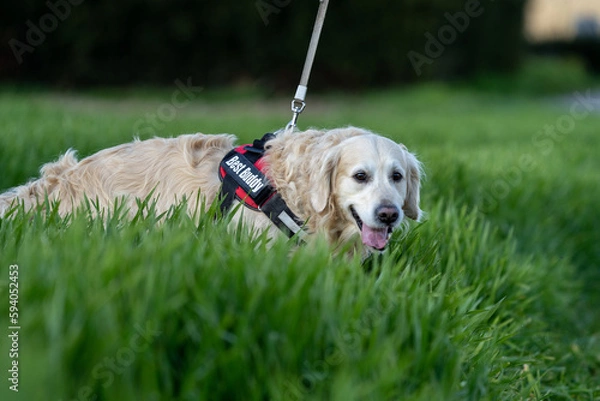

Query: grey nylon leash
<box><xmin>286</xmin><ymin>0</ymin><xmax>330</xmax><ymax>132</ymax></box>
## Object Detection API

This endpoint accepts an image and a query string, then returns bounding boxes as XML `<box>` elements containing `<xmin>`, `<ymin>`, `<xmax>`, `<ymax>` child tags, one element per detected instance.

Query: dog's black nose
<box><xmin>376</xmin><ymin>205</ymin><xmax>399</xmax><ymax>225</ymax></box>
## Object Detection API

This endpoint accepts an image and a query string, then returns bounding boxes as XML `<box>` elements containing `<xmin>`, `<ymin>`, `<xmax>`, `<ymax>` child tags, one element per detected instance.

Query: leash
<box><xmin>286</xmin><ymin>0</ymin><xmax>330</xmax><ymax>132</ymax></box>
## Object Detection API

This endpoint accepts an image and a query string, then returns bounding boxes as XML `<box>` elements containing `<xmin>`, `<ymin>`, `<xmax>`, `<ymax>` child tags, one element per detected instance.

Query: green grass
<box><xmin>470</xmin><ymin>56</ymin><xmax>600</xmax><ymax>95</ymax></box>
<box><xmin>0</xmin><ymin>82</ymin><xmax>599</xmax><ymax>400</ymax></box>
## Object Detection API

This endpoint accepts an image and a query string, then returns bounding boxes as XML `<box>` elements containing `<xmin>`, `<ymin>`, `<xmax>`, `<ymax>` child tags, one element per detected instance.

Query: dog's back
<box><xmin>0</xmin><ymin>133</ymin><xmax>235</xmax><ymax>217</ymax></box>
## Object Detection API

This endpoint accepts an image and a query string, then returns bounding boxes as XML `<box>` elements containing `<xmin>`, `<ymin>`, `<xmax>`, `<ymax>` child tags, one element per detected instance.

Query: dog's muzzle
<box><xmin>350</xmin><ymin>206</ymin><xmax>395</xmax><ymax>251</ymax></box>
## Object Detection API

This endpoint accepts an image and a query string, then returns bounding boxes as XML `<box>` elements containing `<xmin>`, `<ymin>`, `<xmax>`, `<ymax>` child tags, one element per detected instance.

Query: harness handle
<box><xmin>286</xmin><ymin>0</ymin><xmax>330</xmax><ymax>132</ymax></box>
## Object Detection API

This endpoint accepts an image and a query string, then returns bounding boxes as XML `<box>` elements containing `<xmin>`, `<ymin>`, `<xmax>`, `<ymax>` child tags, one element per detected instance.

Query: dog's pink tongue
<box><xmin>361</xmin><ymin>225</ymin><xmax>389</xmax><ymax>250</ymax></box>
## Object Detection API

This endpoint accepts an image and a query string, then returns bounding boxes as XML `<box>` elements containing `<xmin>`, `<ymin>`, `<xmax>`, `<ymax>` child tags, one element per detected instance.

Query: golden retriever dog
<box><xmin>0</xmin><ymin>127</ymin><xmax>422</xmax><ymax>254</ymax></box>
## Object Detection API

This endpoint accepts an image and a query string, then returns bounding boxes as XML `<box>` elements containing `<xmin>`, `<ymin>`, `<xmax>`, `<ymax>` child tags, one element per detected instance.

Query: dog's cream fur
<box><xmin>0</xmin><ymin>127</ymin><xmax>422</xmax><ymax>252</ymax></box>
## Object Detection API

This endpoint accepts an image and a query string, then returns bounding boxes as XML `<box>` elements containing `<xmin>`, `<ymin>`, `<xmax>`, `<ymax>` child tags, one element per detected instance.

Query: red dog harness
<box><xmin>218</xmin><ymin>134</ymin><xmax>306</xmax><ymax>240</ymax></box>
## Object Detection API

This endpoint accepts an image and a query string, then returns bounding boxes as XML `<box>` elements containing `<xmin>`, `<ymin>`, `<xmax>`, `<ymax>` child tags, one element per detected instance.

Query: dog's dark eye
<box><xmin>353</xmin><ymin>171</ymin><xmax>368</xmax><ymax>182</ymax></box>
<box><xmin>391</xmin><ymin>172</ymin><xmax>403</xmax><ymax>182</ymax></box>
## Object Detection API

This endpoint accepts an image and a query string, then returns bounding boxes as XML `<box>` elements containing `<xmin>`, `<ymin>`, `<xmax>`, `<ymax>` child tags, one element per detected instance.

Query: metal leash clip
<box><xmin>284</xmin><ymin>0</ymin><xmax>329</xmax><ymax>133</ymax></box>
<box><xmin>286</xmin><ymin>86</ymin><xmax>307</xmax><ymax>132</ymax></box>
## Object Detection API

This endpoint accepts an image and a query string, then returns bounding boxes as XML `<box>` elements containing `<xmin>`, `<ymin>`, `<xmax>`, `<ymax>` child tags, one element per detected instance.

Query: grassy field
<box><xmin>0</xmin><ymin>82</ymin><xmax>599</xmax><ymax>400</ymax></box>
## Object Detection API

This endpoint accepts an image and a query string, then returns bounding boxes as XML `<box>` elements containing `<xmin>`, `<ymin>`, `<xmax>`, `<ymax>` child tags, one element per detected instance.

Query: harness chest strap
<box><xmin>218</xmin><ymin>135</ymin><xmax>307</xmax><ymax>240</ymax></box>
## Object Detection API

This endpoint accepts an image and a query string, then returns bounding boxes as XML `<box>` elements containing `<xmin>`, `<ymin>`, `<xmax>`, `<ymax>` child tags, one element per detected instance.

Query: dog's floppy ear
<box><xmin>402</xmin><ymin>148</ymin><xmax>423</xmax><ymax>221</ymax></box>
<box><xmin>310</xmin><ymin>147</ymin><xmax>340</xmax><ymax>213</ymax></box>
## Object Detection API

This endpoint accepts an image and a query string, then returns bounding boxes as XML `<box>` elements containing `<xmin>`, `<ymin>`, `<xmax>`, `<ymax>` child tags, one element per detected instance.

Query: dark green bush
<box><xmin>1</xmin><ymin>0</ymin><xmax>526</xmax><ymax>88</ymax></box>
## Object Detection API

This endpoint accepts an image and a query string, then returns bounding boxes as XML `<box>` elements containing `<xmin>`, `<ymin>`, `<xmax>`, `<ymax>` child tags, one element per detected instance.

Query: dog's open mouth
<box><xmin>350</xmin><ymin>206</ymin><xmax>392</xmax><ymax>250</ymax></box>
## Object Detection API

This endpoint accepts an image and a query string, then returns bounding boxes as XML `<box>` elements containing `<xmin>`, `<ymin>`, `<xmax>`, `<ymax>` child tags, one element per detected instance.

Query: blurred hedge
<box><xmin>1</xmin><ymin>0</ymin><xmax>526</xmax><ymax>89</ymax></box>
<box><xmin>531</xmin><ymin>38</ymin><xmax>600</xmax><ymax>75</ymax></box>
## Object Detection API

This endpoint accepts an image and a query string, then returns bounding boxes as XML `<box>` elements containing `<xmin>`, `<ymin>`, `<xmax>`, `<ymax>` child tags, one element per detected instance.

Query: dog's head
<box><xmin>309</xmin><ymin>130</ymin><xmax>423</xmax><ymax>253</ymax></box>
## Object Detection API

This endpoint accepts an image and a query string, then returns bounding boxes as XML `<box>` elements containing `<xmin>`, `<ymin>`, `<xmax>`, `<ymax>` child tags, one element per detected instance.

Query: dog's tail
<box><xmin>0</xmin><ymin>150</ymin><xmax>79</xmax><ymax>217</ymax></box>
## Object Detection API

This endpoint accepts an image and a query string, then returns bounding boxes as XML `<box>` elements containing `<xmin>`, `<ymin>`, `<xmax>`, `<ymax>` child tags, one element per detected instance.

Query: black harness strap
<box><xmin>218</xmin><ymin>134</ymin><xmax>306</xmax><ymax>240</ymax></box>
<box><xmin>219</xmin><ymin>167</ymin><xmax>238</xmax><ymax>215</ymax></box>
<box><xmin>261</xmin><ymin>194</ymin><xmax>306</xmax><ymax>238</ymax></box>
